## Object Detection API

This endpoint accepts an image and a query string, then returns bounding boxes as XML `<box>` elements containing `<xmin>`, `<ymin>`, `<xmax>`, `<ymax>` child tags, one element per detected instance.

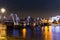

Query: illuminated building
<box><xmin>50</xmin><ymin>15</ymin><xmax>60</xmax><ymax>23</ymax></box>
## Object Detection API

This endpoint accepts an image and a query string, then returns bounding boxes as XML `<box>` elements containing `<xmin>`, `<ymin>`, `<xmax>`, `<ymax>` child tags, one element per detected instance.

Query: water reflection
<box><xmin>22</xmin><ymin>28</ymin><xmax>26</xmax><ymax>39</ymax></box>
<box><xmin>1</xmin><ymin>24</ymin><xmax>60</xmax><ymax>40</ymax></box>
<box><xmin>44</xmin><ymin>26</ymin><xmax>52</xmax><ymax>40</ymax></box>
<box><xmin>0</xmin><ymin>24</ymin><xmax>7</xmax><ymax>40</ymax></box>
<box><xmin>52</xmin><ymin>26</ymin><xmax>60</xmax><ymax>40</ymax></box>
<box><xmin>21</xmin><ymin>26</ymin><xmax>60</xmax><ymax>40</ymax></box>
<box><xmin>13</xmin><ymin>29</ymin><xmax>19</xmax><ymax>37</ymax></box>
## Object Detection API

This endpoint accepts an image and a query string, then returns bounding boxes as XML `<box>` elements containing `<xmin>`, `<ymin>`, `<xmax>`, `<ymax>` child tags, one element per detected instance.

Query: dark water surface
<box><xmin>1</xmin><ymin>25</ymin><xmax>60</xmax><ymax>40</ymax></box>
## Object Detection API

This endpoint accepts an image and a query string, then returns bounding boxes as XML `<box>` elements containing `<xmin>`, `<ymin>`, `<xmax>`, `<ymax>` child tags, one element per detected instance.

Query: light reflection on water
<box><xmin>13</xmin><ymin>29</ymin><xmax>19</xmax><ymax>37</ymax></box>
<box><xmin>22</xmin><ymin>26</ymin><xmax>60</xmax><ymax>40</ymax></box>
<box><xmin>1</xmin><ymin>24</ymin><xmax>60</xmax><ymax>40</ymax></box>
<box><xmin>0</xmin><ymin>24</ymin><xmax>7</xmax><ymax>40</ymax></box>
<box><xmin>22</xmin><ymin>28</ymin><xmax>27</xmax><ymax>39</ymax></box>
<box><xmin>44</xmin><ymin>26</ymin><xmax>53</xmax><ymax>40</ymax></box>
<box><xmin>51</xmin><ymin>26</ymin><xmax>60</xmax><ymax>40</ymax></box>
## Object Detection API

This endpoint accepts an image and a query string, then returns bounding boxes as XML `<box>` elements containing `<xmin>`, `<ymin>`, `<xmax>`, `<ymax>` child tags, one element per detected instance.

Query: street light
<box><xmin>0</xmin><ymin>8</ymin><xmax>6</xmax><ymax>23</ymax></box>
<box><xmin>1</xmin><ymin>8</ymin><xmax>6</xmax><ymax>13</ymax></box>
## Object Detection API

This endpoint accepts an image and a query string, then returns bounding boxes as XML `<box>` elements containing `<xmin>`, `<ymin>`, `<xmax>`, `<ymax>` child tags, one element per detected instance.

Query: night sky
<box><xmin>0</xmin><ymin>0</ymin><xmax>60</xmax><ymax>18</ymax></box>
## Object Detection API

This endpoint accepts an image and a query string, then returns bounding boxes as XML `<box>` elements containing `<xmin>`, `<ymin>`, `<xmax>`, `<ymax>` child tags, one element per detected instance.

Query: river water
<box><xmin>0</xmin><ymin>24</ymin><xmax>60</xmax><ymax>40</ymax></box>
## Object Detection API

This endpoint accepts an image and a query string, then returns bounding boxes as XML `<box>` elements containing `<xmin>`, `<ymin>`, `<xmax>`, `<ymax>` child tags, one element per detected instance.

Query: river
<box><xmin>0</xmin><ymin>24</ymin><xmax>60</xmax><ymax>40</ymax></box>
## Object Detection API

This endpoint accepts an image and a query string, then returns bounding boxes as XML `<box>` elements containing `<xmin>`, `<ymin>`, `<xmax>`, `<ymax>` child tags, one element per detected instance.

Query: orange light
<box><xmin>22</xmin><ymin>28</ymin><xmax>26</xmax><ymax>38</ymax></box>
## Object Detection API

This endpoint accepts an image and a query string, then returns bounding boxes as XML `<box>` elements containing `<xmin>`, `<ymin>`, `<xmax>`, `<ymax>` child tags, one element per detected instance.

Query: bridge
<box><xmin>0</xmin><ymin>13</ymin><xmax>20</xmax><ymax>29</ymax></box>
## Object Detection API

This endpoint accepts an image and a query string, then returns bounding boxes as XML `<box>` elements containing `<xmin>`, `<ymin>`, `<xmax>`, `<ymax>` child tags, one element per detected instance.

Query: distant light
<box><xmin>28</xmin><ymin>16</ymin><xmax>30</xmax><ymax>19</ymax></box>
<box><xmin>33</xmin><ymin>23</ymin><xmax>36</xmax><ymax>27</ymax></box>
<box><xmin>27</xmin><ymin>23</ymin><xmax>29</xmax><ymax>25</ymax></box>
<box><xmin>37</xmin><ymin>17</ymin><xmax>39</xmax><ymax>20</ymax></box>
<box><xmin>3</xmin><ymin>16</ymin><xmax>6</xmax><ymax>19</ymax></box>
<box><xmin>10</xmin><ymin>13</ymin><xmax>13</xmax><ymax>16</ymax></box>
<box><xmin>51</xmin><ymin>15</ymin><xmax>60</xmax><ymax>22</ymax></box>
<box><xmin>0</xmin><ymin>16</ymin><xmax>1</xmax><ymax>19</ymax></box>
<box><xmin>23</xmin><ymin>23</ymin><xmax>26</xmax><ymax>26</ymax></box>
<box><xmin>16</xmin><ymin>17</ymin><xmax>19</xmax><ymax>20</ymax></box>
<box><xmin>1</xmin><ymin>8</ymin><xmax>6</xmax><ymax>13</ymax></box>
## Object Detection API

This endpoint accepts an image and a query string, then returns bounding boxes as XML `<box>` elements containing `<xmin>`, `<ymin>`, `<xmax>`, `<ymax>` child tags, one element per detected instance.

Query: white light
<box><xmin>10</xmin><ymin>13</ymin><xmax>13</xmax><ymax>16</ymax></box>
<box><xmin>37</xmin><ymin>17</ymin><xmax>39</xmax><ymax>20</ymax></box>
<box><xmin>51</xmin><ymin>15</ymin><xmax>60</xmax><ymax>22</ymax></box>
<box><xmin>28</xmin><ymin>16</ymin><xmax>30</xmax><ymax>19</ymax></box>
<box><xmin>1</xmin><ymin>8</ymin><xmax>6</xmax><ymax>13</ymax></box>
<box><xmin>3</xmin><ymin>16</ymin><xmax>6</xmax><ymax>19</ymax></box>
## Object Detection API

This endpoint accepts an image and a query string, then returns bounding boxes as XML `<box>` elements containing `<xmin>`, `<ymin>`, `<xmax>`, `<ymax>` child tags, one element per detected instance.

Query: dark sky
<box><xmin>0</xmin><ymin>0</ymin><xmax>60</xmax><ymax>18</ymax></box>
